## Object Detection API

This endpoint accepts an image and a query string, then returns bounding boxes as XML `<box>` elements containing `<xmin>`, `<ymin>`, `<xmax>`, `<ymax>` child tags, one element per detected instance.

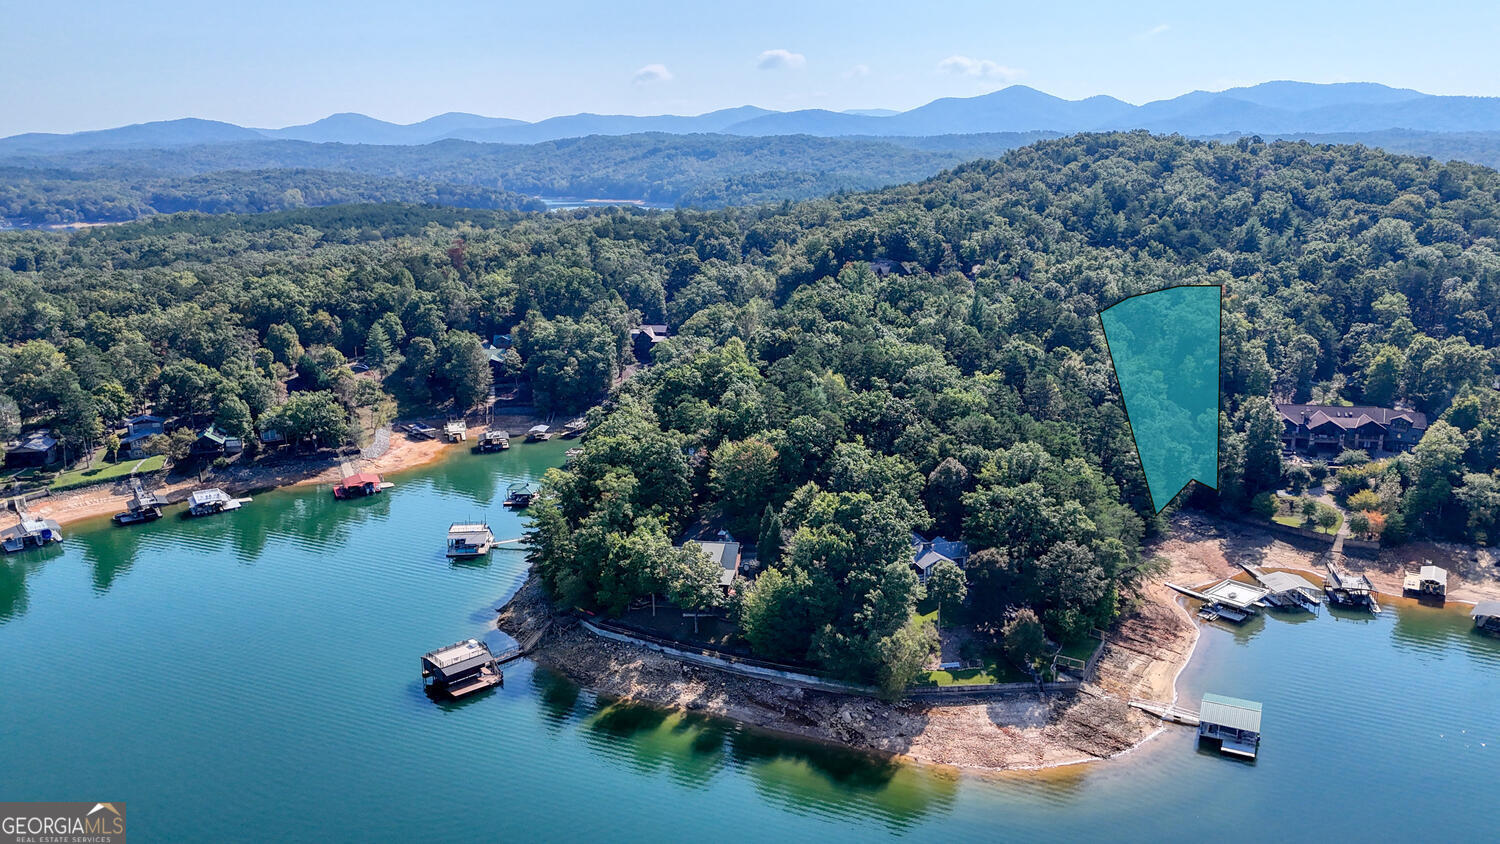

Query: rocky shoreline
<box><xmin>496</xmin><ymin>568</ymin><xmax>1200</xmax><ymax>773</ymax></box>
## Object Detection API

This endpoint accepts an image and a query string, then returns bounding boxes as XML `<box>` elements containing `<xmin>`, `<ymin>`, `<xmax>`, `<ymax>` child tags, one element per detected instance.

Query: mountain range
<box><xmin>7</xmin><ymin>82</ymin><xmax>1500</xmax><ymax>154</ymax></box>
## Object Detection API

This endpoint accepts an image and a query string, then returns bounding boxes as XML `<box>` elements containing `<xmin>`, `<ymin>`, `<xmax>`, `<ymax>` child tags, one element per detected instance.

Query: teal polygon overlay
<box><xmin>1099</xmin><ymin>285</ymin><xmax>1220</xmax><ymax>512</ymax></box>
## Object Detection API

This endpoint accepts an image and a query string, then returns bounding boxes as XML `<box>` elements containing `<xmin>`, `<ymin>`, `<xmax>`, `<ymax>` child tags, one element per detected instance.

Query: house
<box><xmin>123</xmin><ymin>414</ymin><xmax>165</xmax><ymax>437</ymax></box>
<box><xmin>1197</xmin><ymin>693</ymin><xmax>1263</xmax><ymax>759</ymax></box>
<box><xmin>420</xmin><ymin>639</ymin><xmax>501</xmax><ymax>698</ymax></box>
<box><xmin>1276</xmin><ymin>403</ymin><xmax>1428</xmax><ymax>455</ymax></box>
<box><xmin>687</xmin><ymin>540</ymin><xmax>742</xmax><ymax>596</ymax></box>
<box><xmin>630</xmin><ymin>324</ymin><xmax>670</xmax><ymax>362</ymax></box>
<box><xmin>3</xmin><ymin>430</ymin><xmax>59</xmax><ymax>468</ymax></box>
<box><xmin>191</xmin><ymin>427</ymin><xmax>228</xmax><ymax>457</ymax></box>
<box><xmin>909</xmin><ymin>532</ymin><xmax>969</xmax><ymax>583</ymax></box>
<box><xmin>259</xmin><ymin>428</ymin><xmax>286</xmax><ymax>449</ymax></box>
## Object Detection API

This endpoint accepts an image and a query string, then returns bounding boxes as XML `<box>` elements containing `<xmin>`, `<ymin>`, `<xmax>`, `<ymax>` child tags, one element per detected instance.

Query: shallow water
<box><xmin>1</xmin><ymin>443</ymin><xmax>1495</xmax><ymax>841</ymax></box>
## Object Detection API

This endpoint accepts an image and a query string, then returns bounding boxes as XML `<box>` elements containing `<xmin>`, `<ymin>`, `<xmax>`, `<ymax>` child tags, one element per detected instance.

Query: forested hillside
<box><xmin>3</xmin><ymin>132</ymin><xmax>1498</xmax><ymax>686</ymax></box>
<box><xmin>0</xmin><ymin>133</ymin><xmax>1047</xmax><ymax>225</ymax></box>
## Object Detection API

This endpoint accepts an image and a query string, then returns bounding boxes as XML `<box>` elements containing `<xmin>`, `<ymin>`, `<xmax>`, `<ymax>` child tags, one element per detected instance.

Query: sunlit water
<box><xmin>1</xmin><ymin>442</ymin><xmax>1495</xmax><ymax>841</ymax></box>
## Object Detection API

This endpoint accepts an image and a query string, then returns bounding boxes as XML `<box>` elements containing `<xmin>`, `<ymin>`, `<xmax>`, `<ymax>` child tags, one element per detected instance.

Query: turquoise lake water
<box><xmin>1</xmin><ymin>442</ymin><xmax>1495</xmax><ymax>841</ymax></box>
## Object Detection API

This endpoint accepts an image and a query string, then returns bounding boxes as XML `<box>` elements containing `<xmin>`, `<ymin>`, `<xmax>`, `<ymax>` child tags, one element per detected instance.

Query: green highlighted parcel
<box><xmin>1099</xmin><ymin>286</ymin><xmax>1221</xmax><ymax>512</ymax></box>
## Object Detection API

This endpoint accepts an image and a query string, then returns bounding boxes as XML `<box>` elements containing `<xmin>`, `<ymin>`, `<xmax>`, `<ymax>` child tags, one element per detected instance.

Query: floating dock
<box><xmin>1</xmin><ymin>516</ymin><xmax>63</xmax><ymax>553</ymax></box>
<box><xmin>333</xmin><ymin>472</ymin><xmax>392</xmax><ymax>500</ymax></box>
<box><xmin>475</xmin><ymin>430</ymin><xmax>510</xmax><ymax>453</ymax></box>
<box><xmin>525</xmin><ymin>424</ymin><xmax>552</xmax><ymax>442</ymax></box>
<box><xmin>1197</xmin><ymin>693</ymin><xmax>1263</xmax><ymax>759</ymax></box>
<box><xmin>420</xmin><ymin>639</ymin><xmax>501</xmax><ymax>699</ymax></box>
<box><xmin>1167</xmin><ymin>579</ymin><xmax>1268</xmax><ymax>623</ymax></box>
<box><xmin>1402</xmin><ymin>563</ymin><xmax>1448</xmax><ymax>602</ymax></box>
<box><xmin>1241</xmin><ymin>565</ymin><xmax>1323</xmax><ymax>612</ymax></box>
<box><xmin>443</xmin><ymin>420</ymin><xmax>468</xmax><ymax>442</ymax></box>
<box><xmin>113</xmin><ymin>478</ymin><xmax>164</xmax><ymax>525</ymax></box>
<box><xmin>447</xmin><ymin>522</ymin><xmax>494</xmax><ymax>557</ymax></box>
<box><xmin>1472</xmin><ymin>601</ymin><xmax>1500</xmax><ymax>635</ymax></box>
<box><xmin>185</xmin><ymin>488</ymin><xmax>247</xmax><ymax>517</ymax></box>
<box><xmin>1324</xmin><ymin>563</ymin><xmax>1380</xmax><ymax>613</ymax></box>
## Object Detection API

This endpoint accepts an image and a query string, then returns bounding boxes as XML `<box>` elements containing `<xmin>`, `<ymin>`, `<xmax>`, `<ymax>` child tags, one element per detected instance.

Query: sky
<box><xmin>3</xmin><ymin>0</ymin><xmax>1499</xmax><ymax>136</ymax></box>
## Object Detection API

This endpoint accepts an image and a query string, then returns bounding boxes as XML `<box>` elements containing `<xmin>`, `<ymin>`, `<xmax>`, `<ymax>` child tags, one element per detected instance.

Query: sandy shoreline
<box><xmin>496</xmin><ymin>510</ymin><xmax>1497</xmax><ymax>775</ymax></box>
<box><xmin>4</xmin><ymin>415</ymin><xmax>545</xmax><ymax>531</ymax></box>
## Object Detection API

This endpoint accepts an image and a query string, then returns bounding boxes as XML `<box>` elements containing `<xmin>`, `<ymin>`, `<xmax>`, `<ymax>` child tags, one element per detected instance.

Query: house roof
<box><xmin>10</xmin><ymin>431</ymin><xmax>57</xmax><ymax>453</ymax></box>
<box><xmin>1199</xmin><ymin>693</ymin><xmax>1263</xmax><ymax>733</ymax></box>
<box><xmin>1276</xmin><ymin>403</ymin><xmax>1428</xmax><ymax>432</ymax></box>
<box><xmin>1472</xmin><ymin>600</ymin><xmax>1500</xmax><ymax>619</ymax></box>
<box><xmin>913</xmin><ymin>549</ymin><xmax>953</xmax><ymax>572</ymax></box>
<box><xmin>689</xmin><ymin>541</ymin><xmax>741</xmax><ymax>587</ymax></box>
<box><xmin>125</xmin><ymin>414</ymin><xmax>164</xmax><ymax>425</ymax></box>
<box><xmin>197</xmin><ymin>427</ymin><xmax>227</xmax><ymax>444</ymax></box>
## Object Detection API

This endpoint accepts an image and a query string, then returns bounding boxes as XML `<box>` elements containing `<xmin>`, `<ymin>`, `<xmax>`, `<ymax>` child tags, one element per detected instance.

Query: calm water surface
<box><xmin>1</xmin><ymin>442</ymin><xmax>1495</xmax><ymax>841</ymax></box>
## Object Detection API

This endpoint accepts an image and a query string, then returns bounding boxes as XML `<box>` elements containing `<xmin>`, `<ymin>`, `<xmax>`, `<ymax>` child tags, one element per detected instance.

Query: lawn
<box><xmin>914</xmin><ymin>659</ymin><xmax>1031</xmax><ymax>687</ymax></box>
<box><xmin>50</xmin><ymin>455</ymin><xmax>166</xmax><ymax>491</ymax></box>
<box><xmin>1272</xmin><ymin>511</ymin><xmax>1342</xmax><ymax>535</ymax></box>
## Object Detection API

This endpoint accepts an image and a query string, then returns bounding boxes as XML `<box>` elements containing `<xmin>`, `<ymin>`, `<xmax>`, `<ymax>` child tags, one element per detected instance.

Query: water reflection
<box><xmin>0</xmin><ymin>545</ymin><xmax>62</xmax><ymax>622</ymax></box>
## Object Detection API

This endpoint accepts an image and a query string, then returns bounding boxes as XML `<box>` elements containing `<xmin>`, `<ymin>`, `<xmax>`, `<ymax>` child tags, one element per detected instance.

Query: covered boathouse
<box><xmin>420</xmin><ymin>639</ymin><xmax>501</xmax><ymax>698</ymax></box>
<box><xmin>1472</xmin><ymin>601</ymin><xmax>1500</xmax><ymax>635</ymax></box>
<box><xmin>446</xmin><ymin>522</ymin><xmax>494</xmax><ymax>557</ymax></box>
<box><xmin>1</xmin><ymin>518</ymin><xmax>63</xmax><ymax>553</ymax></box>
<box><xmin>1197</xmin><ymin>693</ymin><xmax>1263</xmax><ymax>759</ymax></box>
<box><xmin>333</xmin><ymin>472</ymin><xmax>387</xmax><ymax>499</ymax></box>
<box><xmin>1403</xmin><ymin>564</ymin><xmax>1448</xmax><ymax>601</ymax></box>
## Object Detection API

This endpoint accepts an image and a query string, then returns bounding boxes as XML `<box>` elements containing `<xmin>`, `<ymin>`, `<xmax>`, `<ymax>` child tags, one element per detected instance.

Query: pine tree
<box><xmin>757</xmin><ymin>504</ymin><xmax>783</xmax><ymax>567</ymax></box>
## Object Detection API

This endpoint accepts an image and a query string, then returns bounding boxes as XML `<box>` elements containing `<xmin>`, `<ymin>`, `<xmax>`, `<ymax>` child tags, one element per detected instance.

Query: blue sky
<box><xmin>3</xmin><ymin>0</ymin><xmax>1498</xmax><ymax>135</ymax></box>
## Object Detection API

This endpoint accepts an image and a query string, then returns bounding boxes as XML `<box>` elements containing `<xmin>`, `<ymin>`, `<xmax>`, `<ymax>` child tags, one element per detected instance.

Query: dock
<box><xmin>446</xmin><ymin>522</ymin><xmax>494</xmax><ymax>557</ymax></box>
<box><xmin>443</xmin><ymin>420</ymin><xmax>468</xmax><ymax>443</ymax></box>
<box><xmin>421</xmin><ymin>639</ymin><xmax>502</xmax><ymax>699</ymax></box>
<box><xmin>1472</xmin><ymin>601</ymin><xmax>1500</xmax><ymax>635</ymax></box>
<box><xmin>1129</xmin><ymin>699</ymin><xmax>1201</xmax><ymax>726</ymax></box>
<box><xmin>1240</xmin><ymin>564</ymin><xmax>1323</xmax><ymax>612</ymax></box>
<box><xmin>1166</xmin><ymin>579</ymin><xmax>1268</xmax><ymax>623</ymax></box>
<box><xmin>1324</xmin><ymin>563</ymin><xmax>1381</xmax><ymax>613</ymax></box>
<box><xmin>1402</xmin><ymin>563</ymin><xmax>1448</xmax><ymax>602</ymax></box>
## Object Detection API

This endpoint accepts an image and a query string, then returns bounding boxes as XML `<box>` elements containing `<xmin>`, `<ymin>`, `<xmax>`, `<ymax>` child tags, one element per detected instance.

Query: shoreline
<box><xmin>5</xmin><ymin>414</ymin><xmax>546</xmax><ymax>531</ymax></box>
<box><xmin>498</xmin><ymin>567</ymin><xmax>1199</xmax><ymax>775</ymax></box>
<box><xmin>496</xmin><ymin>510</ymin><xmax>1496</xmax><ymax>776</ymax></box>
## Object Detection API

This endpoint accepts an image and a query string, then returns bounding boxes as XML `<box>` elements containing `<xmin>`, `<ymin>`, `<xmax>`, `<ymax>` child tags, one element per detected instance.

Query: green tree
<box><xmin>757</xmin><ymin>504</ymin><xmax>784</xmax><ymax>567</ymax></box>
<box><xmin>439</xmin><ymin>331</ymin><xmax>492</xmax><ymax>411</ymax></box>
<box><xmin>1002</xmin><ymin>608</ymin><xmax>1047</xmax><ymax>670</ymax></box>
<box><xmin>925</xmin><ymin>559</ymin><xmax>967</xmax><ymax>628</ymax></box>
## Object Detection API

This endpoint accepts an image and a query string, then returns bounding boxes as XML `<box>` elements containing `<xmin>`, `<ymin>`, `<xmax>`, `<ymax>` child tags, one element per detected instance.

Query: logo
<box><xmin>1</xmin><ymin>802</ymin><xmax>126</xmax><ymax>843</ymax></box>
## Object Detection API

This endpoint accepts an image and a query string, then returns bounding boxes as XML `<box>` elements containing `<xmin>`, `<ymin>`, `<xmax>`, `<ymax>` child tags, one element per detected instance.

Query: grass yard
<box><xmin>50</xmin><ymin>454</ymin><xmax>166</xmax><ymax>491</ymax></box>
<box><xmin>913</xmin><ymin>659</ymin><xmax>1030</xmax><ymax>687</ymax></box>
<box><xmin>1271</xmin><ymin>511</ymin><xmax>1342</xmax><ymax>534</ymax></box>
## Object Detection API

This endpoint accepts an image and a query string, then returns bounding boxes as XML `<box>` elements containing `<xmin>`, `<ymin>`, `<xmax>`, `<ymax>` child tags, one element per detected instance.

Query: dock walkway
<box><xmin>1129</xmin><ymin>699</ymin><xmax>1201</xmax><ymax>726</ymax></box>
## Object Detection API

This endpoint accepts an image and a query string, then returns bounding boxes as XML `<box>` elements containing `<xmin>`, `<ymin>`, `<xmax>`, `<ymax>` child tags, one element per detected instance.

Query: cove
<box><xmin>1</xmin><ymin>442</ymin><xmax>1496</xmax><ymax>842</ymax></box>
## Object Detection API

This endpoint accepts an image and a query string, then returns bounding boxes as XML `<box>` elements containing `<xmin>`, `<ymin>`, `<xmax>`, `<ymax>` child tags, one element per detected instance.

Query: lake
<box><xmin>1</xmin><ymin>443</ymin><xmax>1495</xmax><ymax>842</ymax></box>
<box><xmin>535</xmin><ymin>196</ymin><xmax>675</xmax><ymax>212</ymax></box>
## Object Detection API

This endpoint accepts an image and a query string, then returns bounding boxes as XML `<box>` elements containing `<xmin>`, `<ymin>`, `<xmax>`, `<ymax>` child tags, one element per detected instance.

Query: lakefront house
<box><xmin>1275</xmin><ymin>403</ymin><xmax>1428</xmax><ymax>456</ymax></box>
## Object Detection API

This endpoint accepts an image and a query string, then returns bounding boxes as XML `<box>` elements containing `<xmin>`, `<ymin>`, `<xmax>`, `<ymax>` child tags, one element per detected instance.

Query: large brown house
<box><xmin>1276</xmin><ymin>403</ymin><xmax>1428</xmax><ymax>455</ymax></box>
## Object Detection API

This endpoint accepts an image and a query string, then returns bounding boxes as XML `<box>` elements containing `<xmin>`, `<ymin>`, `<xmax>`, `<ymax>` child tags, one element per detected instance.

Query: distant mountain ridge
<box><xmin>6</xmin><ymin>81</ymin><xmax>1500</xmax><ymax>154</ymax></box>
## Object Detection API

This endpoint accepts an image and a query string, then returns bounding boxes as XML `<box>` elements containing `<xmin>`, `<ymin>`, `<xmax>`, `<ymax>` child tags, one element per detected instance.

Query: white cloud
<box><xmin>1136</xmin><ymin>23</ymin><xmax>1170</xmax><ymax>40</ymax></box>
<box><xmin>843</xmin><ymin>63</ymin><xmax>871</xmax><ymax>79</ymax></box>
<box><xmin>632</xmin><ymin>64</ymin><xmax>673</xmax><ymax>85</ymax></box>
<box><xmin>757</xmin><ymin>49</ymin><xmax>807</xmax><ymax>71</ymax></box>
<box><xmin>937</xmin><ymin>55</ymin><xmax>1023</xmax><ymax>81</ymax></box>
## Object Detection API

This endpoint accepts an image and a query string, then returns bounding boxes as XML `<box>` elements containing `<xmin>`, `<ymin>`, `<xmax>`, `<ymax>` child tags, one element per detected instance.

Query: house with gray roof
<box><xmin>1276</xmin><ymin>403</ymin><xmax>1427</xmax><ymax>455</ymax></box>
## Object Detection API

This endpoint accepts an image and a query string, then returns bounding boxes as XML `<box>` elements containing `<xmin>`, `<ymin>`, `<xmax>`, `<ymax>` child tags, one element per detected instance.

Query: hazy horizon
<box><xmin>5</xmin><ymin>0</ymin><xmax>1500</xmax><ymax>137</ymax></box>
